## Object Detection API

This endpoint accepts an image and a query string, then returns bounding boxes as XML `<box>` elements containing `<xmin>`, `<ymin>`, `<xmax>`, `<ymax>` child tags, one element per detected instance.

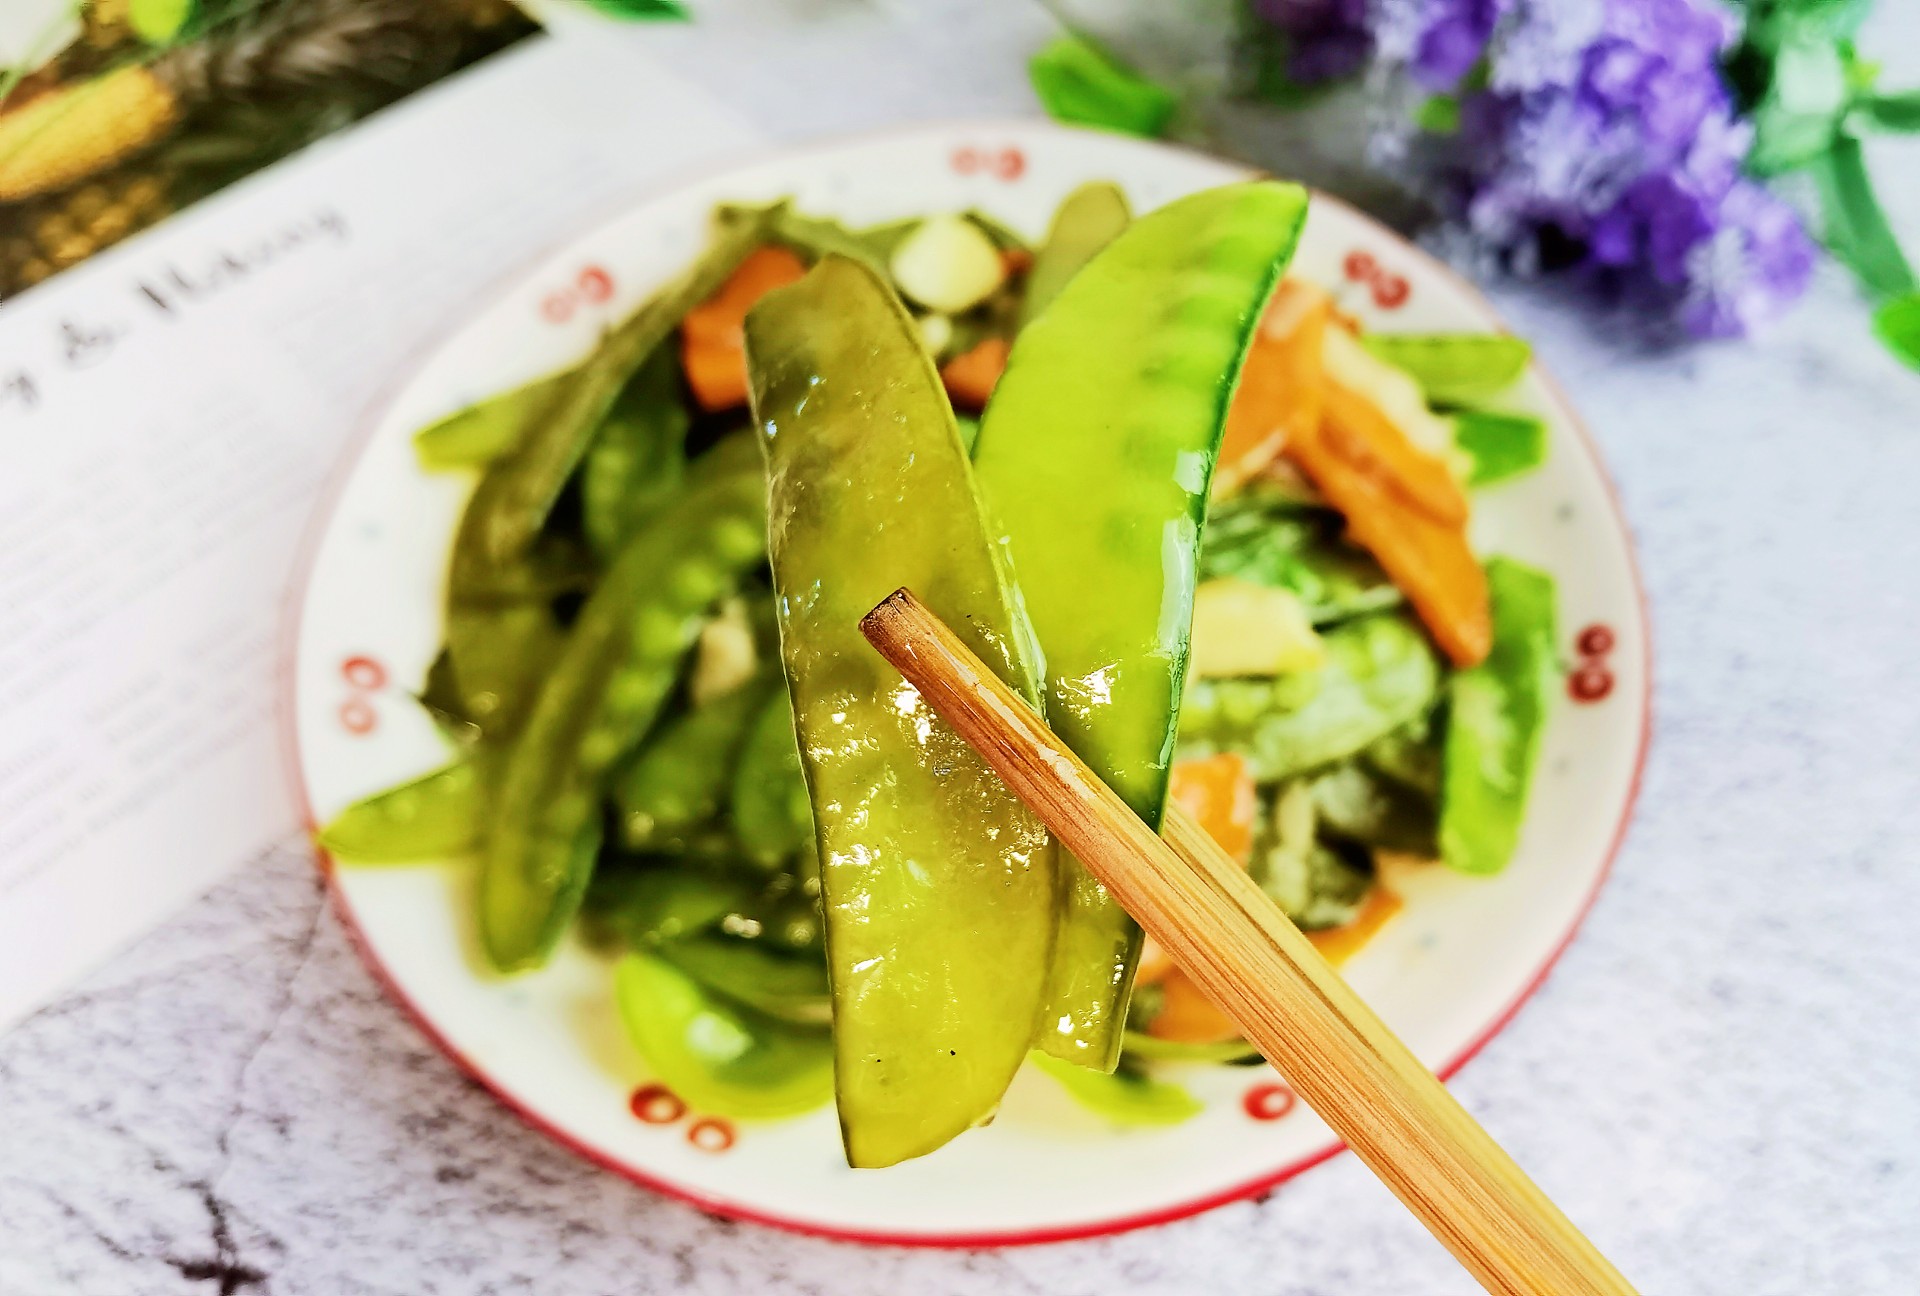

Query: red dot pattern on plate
<box><xmin>1341</xmin><ymin>246</ymin><xmax>1411</xmax><ymax>310</ymax></box>
<box><xmin>1569</xmin><ymin>622</ymin><xmax>1617</xmax><ymax>703</ymax></box>
<box><xmin>541</xmin><ymin>263</ymin><xmax>618</xmax><ymax>324</ymax></box>
<box><xmin>337</xmin><ymin>655</ymin><xmax>386</xmax><ymax>736</ymax></box>
<box><xmin>341</xmin><ymin>655</ymin><xmax>387</xmax><ymax>691</ymax></box>
<box><xmin>1242</xmin><ymin>1083</ymin><xmax>1297</xmax><ymax>1122</ymax></box>
<box><xmin>630</xmin><ymin>1084</ymin><xmax>687</xmax><ymax>1125</ymax></box>
<box><xmin>687</xmin><ymin>1118</ymin><xmax>736</xmax><ymax>1154</ymax></box>
<box><xmin>950</xmin><ymin>145</ymin><xmax>1026</xmax><ymax>181</ymax></box>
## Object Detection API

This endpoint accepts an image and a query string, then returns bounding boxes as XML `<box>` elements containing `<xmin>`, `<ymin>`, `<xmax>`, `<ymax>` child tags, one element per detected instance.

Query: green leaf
<box><xmin>1416</xmin><ymin>94</ymin><xmax>1462</xmax><ymax>135</ymax></box>
<box><xmin>130</xmin><ymin>0</ymin><xmax>194</xmax><ymax>44</ymax></box>
<box><xmin>1872</xmin><ymin>291</ymin><xmax>1920</xmax><ymax>372</ymax></box>
<box><xmin>1809</xmin><ymin>134</ymin><xmax>1918</xmax><ymax>297</ymax></box>
<box><xmin>580</xmin><ymin>0</ymin><xmax>690</xmax><ymax>19</ymax></box>
<box><xmin>1857</xmin><ymin>89</ymin><xmax>1920</xmax><ymax>133</ymax></box>
<box><xmin>1739</xmin><ymin>0</ymin><xmax>1873</xmax><ymax>55</ymax></box>
<box><xmin>1747</xmin><ymin>30</ymin><xmax>1848</xmax><ymax>174</ymax></box>
<box><xmin>1029</xmin><ymin>34</ymin><xmax>1179</xmax><ymax>139</ymax></box>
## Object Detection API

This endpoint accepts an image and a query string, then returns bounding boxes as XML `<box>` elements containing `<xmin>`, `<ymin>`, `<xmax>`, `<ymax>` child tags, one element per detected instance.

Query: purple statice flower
<box><xmin>1368</xmin><ymin>0</ymin><xmax>1815</xmax><ymax>337</ymax></box>
<box><xmin>1253</xmin><ymin>0</ymin><xmax>1374</xmax><ymax>84</ymax></box>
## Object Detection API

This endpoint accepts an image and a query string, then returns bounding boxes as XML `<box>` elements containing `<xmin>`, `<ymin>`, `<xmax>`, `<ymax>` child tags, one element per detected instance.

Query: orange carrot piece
<box><xmin>1287</xmin><ymin>422</ymin><xmax>1491</xmax><ymax>666</ymax></box>
<box><xmin>680</xmin><ymin>245</ymin><xmax>808</xmax><ymax>412</ymax></box>
<box><xmin>1321</xmin><ymin>378</ymin><xmax>1469</xmax><ymax>527</ymax></box>
<box><xmin>1137</xmin><ymin>755</ymin><xmax>1258</xmax><ymax>989</ymax></box>
<box><xmin>1305</xmin><ymin>885</ymin><xmax>1404</xmax><ymax>967</ymax></box>
<box><xmin>1147</xmin><ymin>967</ymin><xmax>1242</xmax><ymax>1044</ymax></box>
<box><xmin>1217</xmin><ymin>280</ymin><xmax>1330</xmax><ymax>494</ymax></box>
<box><xmin>1167</xmin><ymin>752</ymin><xmax>1258</xmax><ymax>865</ymax></box>
<box><xmin>1148</xmin><ymin>885</ymin><xmax>1403</xmax><ymax>1034</ymax></box>
<box><xmin>939</xmin><ymin>335</ymin><xmax>1010</xmax><ymax>409</ymax></box>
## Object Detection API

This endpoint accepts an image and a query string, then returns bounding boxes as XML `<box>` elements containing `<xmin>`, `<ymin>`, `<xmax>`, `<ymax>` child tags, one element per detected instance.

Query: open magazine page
<box><xmin>0</xmin><ymin>29</ymin><xmax>761</xmax><ymax>1032</ymax></box>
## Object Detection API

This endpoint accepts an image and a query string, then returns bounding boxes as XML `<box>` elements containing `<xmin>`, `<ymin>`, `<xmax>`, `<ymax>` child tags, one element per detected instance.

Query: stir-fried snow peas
<box><xmin>320</xmin><ymin>180</ymin><xmax>1562</xmax><ymax>1153</ymax></box>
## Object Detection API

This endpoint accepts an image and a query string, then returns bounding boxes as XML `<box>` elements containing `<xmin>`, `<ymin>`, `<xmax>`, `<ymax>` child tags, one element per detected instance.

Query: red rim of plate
<box><xmin>278</xmin><ymin>119</ymin><xmax>1654</xmax><ymax>1250</ymax></box>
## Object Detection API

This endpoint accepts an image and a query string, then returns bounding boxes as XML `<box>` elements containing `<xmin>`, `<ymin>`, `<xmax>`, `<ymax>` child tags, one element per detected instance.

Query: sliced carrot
<box><xmin>1147</xmin><ymin>968</ymin><xmax>1241</xmax><ymax>1044</ymax></box>
<box><xmin>939</xmin><ymin>335</ymin><xmax>1010</xmax><ymax>409</ymax></box>
<box><xmin>1216</xmin><ymin>280</ymin><xmax>1330</xmax><ymax>495</ymax></box>
<box><xmin>1321</xmin><ymin>377</ymin><xmax>1468</xmax><ymax>527</ymax></box>
<box><xmin>1306</xmin><ymin>885</ymin><xmax>1403</xmax><ymax>966</ymax></box>
<box><xmin>1287</xmin><ymin>421</ymin><xmax>1491</xmax><ymax>666</ymax></box>
<box><xmin>680</xmin><ymin>245</ymin><xmax>808</xmax><ymax>412</ymax></box>
<box><xmin>1167</xmin><ymin>752</ymin><xmax>1258</xmax><ymax>865</ymax></box>
<box><xmin>1136</xmin><ymin>754</ymin><xmax>1257</xmax><ymax>990</ymax></box>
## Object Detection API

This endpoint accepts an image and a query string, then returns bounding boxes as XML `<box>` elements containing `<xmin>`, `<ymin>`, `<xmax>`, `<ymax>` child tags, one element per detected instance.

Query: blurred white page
<box><xmin>0</xmin><ymin>34</ymin><xmax>761</xmax><ymax>1034</ymax></box>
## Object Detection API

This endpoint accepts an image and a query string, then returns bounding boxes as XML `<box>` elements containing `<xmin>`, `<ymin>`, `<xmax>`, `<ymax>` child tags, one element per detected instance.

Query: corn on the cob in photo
<box><xmin>0</xmin><ymin>0</ymin><xmax>535</xmax><ymax>297</ymax></box>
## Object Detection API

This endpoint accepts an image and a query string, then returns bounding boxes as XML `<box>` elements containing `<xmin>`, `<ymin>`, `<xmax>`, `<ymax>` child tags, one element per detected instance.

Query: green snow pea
<box><xmin>478</xmin><ymin>437</ymin><xmax>768</xmax><ymax>973</ymax></box>
<box><xmin>613</xmin><ymin>672</ymin><xmax>772</xmax><ymax>851</ymax></box>
<box><xmin>971</xmin><ymin>181</ymin><xmax>1309</xmax><ymax>1071</ymax></box>
<box><xmin>727</xmin><ymin>688</ymin><xmax>812</xmax><ymax>869</ymax></box>
<box><xmin>413</xmin><ymin>370</ymin><xmax>571</xmax><ymax>470</ymax></box>
<box><xmin>657</xmin><ymin>935</ymin><xmax>830</xmax><ymax>1026</ymax></box>
<box><xmin>1452</xmin><ymin>409</ymin><xmax>1548</xmax><ymax>487</ymax></box>
<box><xmin>440</xmin><ymin>598</ymin><xmax>566</xmax><ymax>740</ymax></box>
<box><xmin>1031</xmin><ymin>1052</ymin><xmax>1203</xmax><ymax>1127</ymax></box>
<box><xmin>582</xmin><ymin>346</ymin><xmax>690</xmax><ymax>561</ymax></box>
<box><xmin>1362</xmin><ymin>332</ymin><xmax>1532</xmax><ymax>405</ymax></box>
<box><xmin>1440</xmin><ymin>557</ymin><xmax>1557</xmax><ymax>876</ymax></box>
<box><xmin>458</xmin><ymin>208</ymin><xmax>770</xmax><ymax>569</ymax></box>
<box><xmin>1201</xmin><ymin>484</ymin><xmax>1403</xmax><ymax>624</ymax></box>
<box><xmin>747</xmin><ymin>255</ymin><xmax>1056</xmax><ymax>1168</ymax></box>
<box><xmin>1179</xmin><ymin>611</ymin><xmax>1442</xmax><ymax>781</ymax></box>
<box><xmin>582</xmin><ymin>865</ymin><xmax>759</xmax><ymax>947</ymax></box>
<box><xmin>318</xmin><ymin>760</ymin><xmax>481</xmax><ymax>863</ymax></box>
<box><xmin>1120</xmin><ymin>1031</ymin><xmax>1261</xmax><ymax>1065</ymax></box>
<box><xmin>614</xmin><ymin>952</ymin><xmax>833</xmax><ymax>1120</ymax></box>
<box><xmin>1018</xmin><ymin>180</ymin><xmax>1130</xmax><ymax>328</ymax></box>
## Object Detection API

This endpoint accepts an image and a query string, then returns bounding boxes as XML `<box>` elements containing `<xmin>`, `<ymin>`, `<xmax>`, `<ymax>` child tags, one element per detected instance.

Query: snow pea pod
<box><xmin>727</xmin><ymin>687</ymin><xmax>812</xmax><ymax>869</ymax></box>
<box><xmin>1452</xmin><ymin>409</ymin><xmax>1547</xmax><ymax>487</ymax></box>
<box><xmin>613</xmin><ymin>671</ymin><xmax>772</xmax><ymax>851</ymax></box>
<box><xmin>1440</xmin><ymin>557</ymin><xmax>1556</xmax><ymax>875</ymax></box>
<box><xmin>318</xmin><ymin>760</ymin><xmax>480</xmax><ymax>864</ymax></box>
<box><xmin>412</xmin><ymin>370</ymin><xmax>570</xmax><ymax>471</ymax></box>
<box><xmin>1179</xmin><ymin>611</ymin><xmax>1441</xmax><ymax>781</ymax></box>
<box><xmin>461</xmin><ymin>208</ymin><xmax>771</xmax><ymax>568</ymax></box>
<box><xmin>656</xmin><ymin>935</ymin><xmax>830</xmax><ymax>1026</ymax></box>
<box><xmin>478</xmin><ymin>437</ymin><xmax>768</xmax><ymax>973</ymax></box>
<box><xmin>614</xmin><ymin>952</ymin><xmax>833</xmax><ymax>1119</ymax></box>
<box><xmin>582</xmin><ymin>346</ymin><xmax>690</xmax><ymax>562</ymax></box>
<box><xmin>583</xmin><ymin>865</ymin><xmax>759</xmax><ymax>948</ymax></box>
<box><xmin>1031</xmin><ymin>1052</ymin><xmax>1202</xmax><ymax>1127</ymax></box>
<box><xmin>1017</xmin><ymin>180</ymin><xmax>1130</xmax><ymax>328</ymax></box>
<box><xmin>1362</xmin><ymin>332</ymin><xmax>1532</xmax><ymax>405</ymax></box>
<box><xmin>747</xmin><ymin>255</ymin><xmax>1056</xmax><ymax>1168</ymax></box>
<box><xmin>971</xmin><ymin>180</ymin><xmax>1310</xmax><ymax>1070</ymax></box>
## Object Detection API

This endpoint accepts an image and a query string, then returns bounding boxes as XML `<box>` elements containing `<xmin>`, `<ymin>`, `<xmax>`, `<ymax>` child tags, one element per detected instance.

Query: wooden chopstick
<box><xmin>861</xmin><ymin>588</ymin><xmax>1635</xmax><ymax>1296</ymax></box>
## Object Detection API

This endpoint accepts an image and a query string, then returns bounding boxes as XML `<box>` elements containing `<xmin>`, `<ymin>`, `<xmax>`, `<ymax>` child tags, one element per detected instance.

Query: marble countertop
<box><xmin>5</xmin><ymin>5</ymin><xmax>1918</xmax><ymax>1293</ymax></box>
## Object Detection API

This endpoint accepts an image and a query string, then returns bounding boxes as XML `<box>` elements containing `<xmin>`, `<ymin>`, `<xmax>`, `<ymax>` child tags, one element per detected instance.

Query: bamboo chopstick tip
<box><xmin>859</xmin><ymin>587</ymin><xmax>919</xmax><ymax>645</ymax></box>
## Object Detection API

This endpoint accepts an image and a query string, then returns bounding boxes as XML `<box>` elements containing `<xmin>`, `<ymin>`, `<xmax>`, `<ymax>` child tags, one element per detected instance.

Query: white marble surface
<box><xmin>5</xmin><ymin>5</ymin><xmax>1920</xmax><ymax>1293</ymax></box>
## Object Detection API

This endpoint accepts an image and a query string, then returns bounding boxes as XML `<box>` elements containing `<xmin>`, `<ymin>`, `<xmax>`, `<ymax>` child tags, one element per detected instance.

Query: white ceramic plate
<box><xmin>287</xmin><ymin>121</ymin><xmax>1649</xmax><ymax>1246</ymax></box>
